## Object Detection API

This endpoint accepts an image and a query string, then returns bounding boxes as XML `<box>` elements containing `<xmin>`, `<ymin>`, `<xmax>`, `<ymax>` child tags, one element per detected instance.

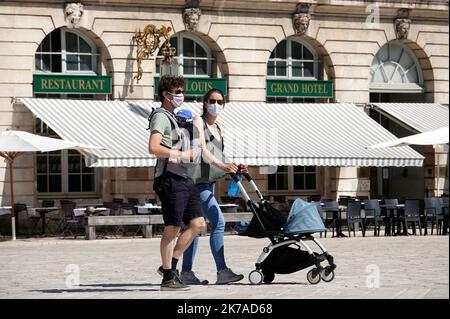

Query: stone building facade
<box><xmin>0</xmin><ymin>0</ymin><xmax>448</xmax><ymax>208</ymax></box>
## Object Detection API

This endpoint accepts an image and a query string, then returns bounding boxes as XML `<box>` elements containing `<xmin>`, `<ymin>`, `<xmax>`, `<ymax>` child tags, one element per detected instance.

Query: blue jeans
<box><xmin>182</xmin><ymin>182</ymin><xmax>227</xmax><ymax>272</ymax></box>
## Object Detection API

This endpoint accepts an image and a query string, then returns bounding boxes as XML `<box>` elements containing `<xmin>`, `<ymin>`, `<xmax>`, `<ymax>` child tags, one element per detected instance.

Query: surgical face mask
<box><xmin>168</xmin><ymin>93</ymin><xmax>184</xmax><ymax>108</ymax></box>
<box><xmin>207</xmin><ymin>103</ymin><xmax>223</xmax><ymax>116</ymax></box>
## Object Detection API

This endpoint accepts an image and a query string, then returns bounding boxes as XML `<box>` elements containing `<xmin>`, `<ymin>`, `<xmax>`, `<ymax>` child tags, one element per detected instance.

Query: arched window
<box><xmin>156</xmin><ymin>33</ymin><xmax>212</xmax><ymax>77</ymax></box>
<box><xmin>370</xmin><ymin>42</ymin><xmax>423</xmax><ymax>93</ymax></box>
<box><xmin>33</xmin><ymin>28</ymin><xmax>99</xmax><ymax>196</ymax></box>
<box><xmin>267</xmin><ymin>38</ymin><xmax>321</xmax><ymax>80</ymax></box>
<box><xmin>35</xmin><ymin>28</ymin><xmax>98</xmax><ymax>74</ymax></box>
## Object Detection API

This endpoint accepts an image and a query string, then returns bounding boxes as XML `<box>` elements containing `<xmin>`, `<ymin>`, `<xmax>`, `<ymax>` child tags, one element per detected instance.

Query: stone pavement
<box><xmin>0</xmin><ymin>234</ymin><xmax>448</xmax><ymax>299</ymax></box>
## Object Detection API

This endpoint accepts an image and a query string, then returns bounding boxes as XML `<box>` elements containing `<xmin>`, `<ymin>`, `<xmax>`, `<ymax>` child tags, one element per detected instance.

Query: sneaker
<box><xmin>216</xmin><ymin>268</ymin><xmax>244</xmax><ymax>285</ymax></box>
<box><xmin>180</xmin><ymin>271</ymin><xmax>209</xmax><ymax>285</ymax></box>
<box><xmin>157</xmin><ymin>266</ymin><xmax>182</xmax><ymax>280</ymax></box>
<box><xmin>160</xmin><ymin>270</ymin><xmax>190</xmax><ymax>291</ymax></box>
<box><xmin>157</xmin><ymin>265</ymin><xmax>164</xmax><ymax>277</ymax></box>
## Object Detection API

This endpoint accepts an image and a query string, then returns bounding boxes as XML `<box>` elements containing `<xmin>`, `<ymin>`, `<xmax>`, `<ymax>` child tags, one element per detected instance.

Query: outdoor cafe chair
<box><xmin>424</xmin><ymin>197</ymin><xmax>444</xmax><ymax>235</ymax></box>
<box><xmin>42</xmin><ymin>200</ymin><xmax>64</xmax><ymax>234</ymax></box>
<box><xmin>384</xmin><ymin>198</ymin><xmax>402</xmax><ymax>235</ymax></box>
<box><xmin>26</xmin><ymin>207</ymin><xmax>41</xmax><ymax>236</ymax></box>
<box><xmin>60</xmin><ymin>202</ymin><xmax>83</xmax><ymax>238</ymax></box>
<box><xmin>345</xmin><ymin>201</ymin><xmax>364</xmax><ymax>237</ymax></box>
<box><xmin>363</xmin><ymin>199</ymin><xmax>387</xmax><ymax>236</ymax></box>
<box><xmin>322</xmin><ymin>201</ymin><xmax>341</xmax><ymax>237</ymax></box>
<box><xmin>404</xmin><ymin>199</ymin><xmax>422</xmax><ymax>236</ymax></box>
<box><xmin>440</xmin><ymin>196</ymin><xmax>449</xmax><ymax>235</ymax></box>
<box><xmin>127</xmin><ymin>198</ymin><xmax>139</xmax><ymax>213</ymax></box>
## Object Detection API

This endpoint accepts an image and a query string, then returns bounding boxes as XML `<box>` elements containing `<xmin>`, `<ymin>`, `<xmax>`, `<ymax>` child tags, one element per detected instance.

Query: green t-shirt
<box><xmin>149</xmin><ymin>112</ymin><xmax>177</xmax><ymax>178</ymax></box>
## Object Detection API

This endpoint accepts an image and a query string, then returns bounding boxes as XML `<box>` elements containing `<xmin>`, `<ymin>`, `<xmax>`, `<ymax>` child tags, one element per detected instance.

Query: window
<box><xmin>35</xmin><ymin>119</ymin><xmax>96</xmax><ymax>195</ymax></box>
<box><xmin>293</xmin><ymin>166</ymin><xmax>316</xmax><ymax>190</ymax></box>
<box><xmin>267</xmin><ymin>38</ymin><xmax>321</xmax><ymax>80</ymax></box>
<box><xmin>267</xmin><ymin>38</ymin><xmax>323</xmax><ymax>103</ymax></box>
<box><xmin>268</xmin><ymin>166</ymin><xmax>317</xmax><ymax>191</ymax></box>
<box><xmin>268</xmin><ymin>166</ymin><xmax>289</xmax><ymax>190</ymax></box>
<box><xmin>156</xmin><ymin>34</ymin><xmax>212</xmax><ymax>77</ymax></box>
<box><xmin>34</xmin><ymin>28</ymin><xmax>99</xmax><ymax>196</ymax></box>
<box><xmin>370</xmin><ymin>42</ymin><xmax>423</xmax><ymax>93</ymax></box>
<box><xmin>35</xmin><ymin>29</ymin><xmax>98</xmax><ymax>74</ymax></box>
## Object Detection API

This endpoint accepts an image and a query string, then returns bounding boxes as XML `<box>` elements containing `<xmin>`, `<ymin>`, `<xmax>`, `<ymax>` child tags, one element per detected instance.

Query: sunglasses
<box><xmin>169</xmin><ymin>89</ymin><xmax>184</xmax><ymax>95</ymax></box>
<box><xmin>208</xmin><ymin>99</ymin><xmax>224</xmax><ymax>105</ymax></box>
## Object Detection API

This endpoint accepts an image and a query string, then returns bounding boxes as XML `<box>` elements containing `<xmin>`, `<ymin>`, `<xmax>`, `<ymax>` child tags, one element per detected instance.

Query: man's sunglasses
<box><xmin>208</xmin><ymin>99</ymin><xmax>224</xmax><ymax>105</ymax></box>
<box><xmin>169</xmin><ymin>89</ymin><xmax>184</xmax><ymax>95</ymax></box>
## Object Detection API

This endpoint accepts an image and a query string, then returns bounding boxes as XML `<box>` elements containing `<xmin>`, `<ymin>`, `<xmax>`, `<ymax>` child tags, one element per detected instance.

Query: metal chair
<box><xmin>127</xmin><ymin>198</ymin><xmax>139</xmax><ymax>214</ymax></box>
<box><xmin>404</xmin><ymin>199</ymin><xmax>422</xmax><ymax>235</ymax></box>
<box><xmin>345</xmin><ymin>201</ymin><xmax>364</xmax><ymax>237</ymax></box>
<box><xmin>26</xmin><ymin>207</ymin><xmax>41</xmax><ymax>236</ymax></box>
<box><xmin>60</xmin><ymin>202</ymin><xmax>83</xmax><ymax>238</ymax></box>
<box><xmin>41</xmin><ymin>200</ymin><xmax>62</xmax><ymax>234</ymax></box>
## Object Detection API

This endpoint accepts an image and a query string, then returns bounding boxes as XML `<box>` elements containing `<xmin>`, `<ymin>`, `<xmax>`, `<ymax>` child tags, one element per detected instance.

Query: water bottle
<box><xmin>227</xmin><ymin>173</ymin><xmax>242</xmax><ymax>197</ymax></box>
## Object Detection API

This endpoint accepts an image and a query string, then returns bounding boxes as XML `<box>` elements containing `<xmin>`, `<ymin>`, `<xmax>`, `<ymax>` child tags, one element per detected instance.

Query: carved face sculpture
<box><xmin>183</xmin><ymin>8</ymin><xmax>201</xmax><ymax>32</ymax></box>
<box><xmin>293</xmin><ymin>13</ymin><xmax>310</xmax><ymax>34</ymax></box>
<box><xmin>65</xmin><ymin>3</ymin><xmax>84</xmax><ymax>28</ymax></box>
<box><xmin>395</xmin><ymin>19</ymin><xmax>410</xmax><ymax>40</ymax></box>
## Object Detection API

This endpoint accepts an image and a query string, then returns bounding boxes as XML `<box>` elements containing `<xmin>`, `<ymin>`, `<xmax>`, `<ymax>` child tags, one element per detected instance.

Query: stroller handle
<box><xmin>229</xmin><ymin>173</ymin><xmax>251</xmax><ymax>203</ymax></box>
<box><xmin>234</xmin><ymin>167</ymin><xmax>265</xmax><ymax>202</ymax></box>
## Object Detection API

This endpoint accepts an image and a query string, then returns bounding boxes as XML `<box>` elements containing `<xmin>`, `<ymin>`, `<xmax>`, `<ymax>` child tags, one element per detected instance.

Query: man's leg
<box><xmin>173</xmin><ymin>217</ymin><xmax>205</xmax><ymax>259</ymax></box>
<box><xmin>160</xmin><ymin>225</ymin><xmax>180</xmax><ymax>269</ymax></box>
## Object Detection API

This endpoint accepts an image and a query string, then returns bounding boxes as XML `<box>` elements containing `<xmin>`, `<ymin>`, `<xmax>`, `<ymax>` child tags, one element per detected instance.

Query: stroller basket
<box><xmin>261</xmin><ymin>246</ymin><xmax>316</xmax><ymax>274</ymax></box>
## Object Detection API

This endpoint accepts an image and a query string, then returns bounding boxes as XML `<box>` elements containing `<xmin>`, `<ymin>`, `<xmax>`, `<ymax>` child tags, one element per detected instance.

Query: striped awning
<box><xmin>370</xmin><ymin>103</ymin><xmax>449</xmax><ymax>133</ymax></box>
<box><xmin>21</xmin><ymin>98</ymin><xmax>424</xmax><ymax>167</ymax></box>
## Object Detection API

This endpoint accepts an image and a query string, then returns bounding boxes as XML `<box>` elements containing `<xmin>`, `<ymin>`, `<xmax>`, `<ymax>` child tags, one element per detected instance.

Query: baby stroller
<box><xmin>230</xmin><ymin>172</ymin><xmax>336</xmax><ymax>285</ymax></box>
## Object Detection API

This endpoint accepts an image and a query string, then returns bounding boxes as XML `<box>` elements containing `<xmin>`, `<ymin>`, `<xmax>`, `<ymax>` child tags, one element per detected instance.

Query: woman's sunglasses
<box><xmin>208</xmin><ymin>99</ymin><xmax>224</xmax><ymax>105</ymax></box>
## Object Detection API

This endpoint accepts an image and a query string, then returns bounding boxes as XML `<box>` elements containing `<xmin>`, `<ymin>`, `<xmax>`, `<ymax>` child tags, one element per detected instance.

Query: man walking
<box><xmin>148</xmin><ymin>75</ymin><xmax>206</xmax><ymax>291</ymax></box>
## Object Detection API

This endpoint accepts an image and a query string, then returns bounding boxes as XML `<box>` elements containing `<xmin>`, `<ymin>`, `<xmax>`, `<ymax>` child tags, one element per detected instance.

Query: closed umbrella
<box><xmin>0</xmin><ymin>130</ymin><xmax>103</xmax><ymax>240</ymax></box>
<box><xmin>367</xmin><ymin>126</ymin><xmax>449</xmax><ymax>148</ymax></box>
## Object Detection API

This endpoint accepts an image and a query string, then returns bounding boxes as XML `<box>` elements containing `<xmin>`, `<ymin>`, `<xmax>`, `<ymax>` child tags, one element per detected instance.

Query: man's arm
<box><xmin>148</xmin><ymin>130</ymin><xmax>195</xmax><ymax>161</ymax></box>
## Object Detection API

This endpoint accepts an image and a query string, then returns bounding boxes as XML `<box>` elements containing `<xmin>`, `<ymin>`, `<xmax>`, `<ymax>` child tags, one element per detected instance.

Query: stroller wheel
<box><xmin>262</xmin><ymin>270</ymin><xmax>275</xmax><ymax>284</ymax></box>
<box><xmin>249</xmin><ymin>270</ymin><xmax>263</xmax><ymax>285</ymax></box>
<box><xmin>321</xmin><ymin>267</ymin><xmax>335</xmax><ymax>282</ymax></box>
<box><xmin>307</xmin><ymin>268</ymin><xmax>321</xmax><ymax>285</ymax></box>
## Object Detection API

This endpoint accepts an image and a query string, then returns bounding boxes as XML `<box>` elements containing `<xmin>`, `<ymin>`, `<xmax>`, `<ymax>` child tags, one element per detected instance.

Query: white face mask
<box><xmin>207</xmin><ymin>103</ymin><xmax>223</xmax><ymax>116</ymax></box>
<box><xmin>168</xmin><ymin>93</ymin><xmax>184</xmax><ymax>108</ymax></box>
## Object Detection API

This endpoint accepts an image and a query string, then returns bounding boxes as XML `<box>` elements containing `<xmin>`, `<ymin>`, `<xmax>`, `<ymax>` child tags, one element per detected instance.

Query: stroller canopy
<box><xmin>284</xmin><ymin>199</ymin><xmax>326</xmax><ymax>235</ymax></box>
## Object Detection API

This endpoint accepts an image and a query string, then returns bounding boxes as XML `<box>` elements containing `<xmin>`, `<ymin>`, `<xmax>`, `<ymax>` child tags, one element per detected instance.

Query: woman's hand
<box><xmin>221</xmin><ymin>162</ymin><xmax>239</xmax><ymax>173</ymax></box>
<box><xmin>238</xmin><ymin>164</ymin><xmax>249</xmax><ymax>174</ymax></box>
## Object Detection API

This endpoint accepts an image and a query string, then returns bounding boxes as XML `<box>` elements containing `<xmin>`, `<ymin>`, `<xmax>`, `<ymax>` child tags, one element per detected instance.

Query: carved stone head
<box><xmin>395</xmin><ymin>18</ymin><xmax>411</xmax><ymax>40</ymax></box>
<box><xmin>65</xmin><ymin>2</ymin><xmax>84</xmax><ymax>28</ymax></box>
<box><xmin>293</xmin><ymin>12</ymin><xmax>310</xmax><ymax>35</ymax></box>
<box><xmin>395</xmin><ymin>8</ymin><xmax>411</xmax><ymax>40</ymax></box>
<box><xmin>183</xmin><ymin>7</ymin><xmax>201</xmax><ymax>32</ymax></box>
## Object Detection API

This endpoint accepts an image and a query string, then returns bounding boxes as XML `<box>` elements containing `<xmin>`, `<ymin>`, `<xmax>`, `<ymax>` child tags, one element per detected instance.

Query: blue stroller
<box><xmin>231</xmin><ymin>172</ymin><xmax>336</xmax><ymax>285</ymax></box>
